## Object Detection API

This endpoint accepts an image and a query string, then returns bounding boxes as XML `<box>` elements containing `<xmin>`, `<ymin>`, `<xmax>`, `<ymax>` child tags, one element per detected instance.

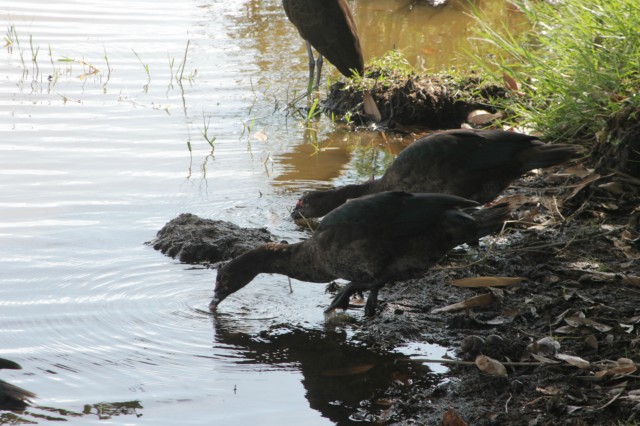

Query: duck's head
<box><xmin>291</xmin><ymin>191</ymin><xmax>336</xmax><ymax>220</ymax></box>
<box><xmin>209</xmin><ymin>254</ymin><xmax>260</xmax><ymax>311</ymax></box>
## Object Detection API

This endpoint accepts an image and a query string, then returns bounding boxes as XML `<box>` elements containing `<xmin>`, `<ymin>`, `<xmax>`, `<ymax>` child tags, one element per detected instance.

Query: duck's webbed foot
<box><xmin>364</xmin><ymin>285</ymin><xmax>384</xmax><ymax>317</ymax></box>
<box><xmin>325</xmin><ymin>282</ymin><xmax>385</xmax><ymax>316</ymax></box>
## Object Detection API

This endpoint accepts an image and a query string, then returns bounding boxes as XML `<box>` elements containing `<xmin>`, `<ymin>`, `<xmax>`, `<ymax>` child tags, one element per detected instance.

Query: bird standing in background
<box><xmin>292</xmin><ymin>129</ymin><xmax>583</xmax><ymax>219</ymax></box>
<box><xmin>210</xmin><ymin>191</ymin><xmax>509</xmax><ymax>317</ymax></box>
<box><xmin>283</xmin><ymin>0</ymin><xmax>363</xmax><ymax>93</ymax></box>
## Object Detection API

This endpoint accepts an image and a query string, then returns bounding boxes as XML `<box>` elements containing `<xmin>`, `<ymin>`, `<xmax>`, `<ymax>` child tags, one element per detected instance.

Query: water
<box><xmin>1</xmin><ymin>0</ymin><xmax>514</xmax><ymax>423</ymax></box>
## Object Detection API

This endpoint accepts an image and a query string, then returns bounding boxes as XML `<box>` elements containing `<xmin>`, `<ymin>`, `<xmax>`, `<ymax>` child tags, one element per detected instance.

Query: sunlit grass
<box><xmin>470</xmin><ymin>0</ymin><xmax>640</xmax><ymax>143</ymax></box>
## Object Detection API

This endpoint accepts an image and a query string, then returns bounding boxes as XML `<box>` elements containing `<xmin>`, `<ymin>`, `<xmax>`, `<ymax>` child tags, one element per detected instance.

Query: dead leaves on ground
<box><xmin>432</xmin><ymin>276</ymin><xmax>524</xmax><ymax>314</ymax></box>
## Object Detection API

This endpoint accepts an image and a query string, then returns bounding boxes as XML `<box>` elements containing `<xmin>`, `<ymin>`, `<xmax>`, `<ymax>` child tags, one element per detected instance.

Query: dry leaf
<box><xmin>594</xmin><ymin>359</ymin><xmax>637</xmax><ymax>378</ymax></box>
<box><xmin>450</xmin><ymin>276</ymin><xmax>525</xmax><ymax>288</ymax></box>
<box><xmin>498</xmin><ymin>193</ymin><xmax>531</xmax><ymax>210</ymax></box>
<box><xmin>475</xmin><ymin>354</ymin><xmax>507</xmax><ymax>377</ymax></box>
<box><xmin>584</xmin><ymin>335</ymin><xmax>599</xmax><ymax>350</ymax></box>
<box><xmin>598</xmin><ymin>181</ymin><xmax>625</xmax><ymax>195</ymax></box>
<box><xmin>321</xmin><ymin>363</ymin><xmax>375</xmax><ymax>377</ymax></box>
<box><xmin>442</xmin><ymin>407</ymin><xmax>468</xmax><ymax>426</ymax></box>
<box><xmin>565</xmin><ymin>316</ymin><xmax>612</xmax><ymax>333</ymax></box>
<box><xmin>363</xmin><ymin>93</ymin><xmax>382</xmax><ymax>122</ymax></box>
<box><xmin>536</xmin><ymin>386</ymin><xmax>561</xmax><ymax>396</ymax></box>
<box><xmin>503</xmin><ymin>72</ymin><xmax>519</xmax><ymax>91</ymax></box>
<box><xmin>529</xmin><ymin>353</ymin><xmax>561</xmax><ymax>364</ymax></box>
<box><xmin>556</xmin><ymin>353</ymin><xmax>590</xmax><ymax>369</ymax></box>
<box><xmin>467</xmin><ymin>110</ymin><xmax>502</xmax><ymax>125</ymax></box>
<box><xmin>431</xmin><ymin>293</ymin><xmax>495</xmax><ymax>313</ymax></box>
<box><xmin>567</xmin><ymin>172</ymin><xmax>602</xmax><ymax>200</ymax></box>
<box><xmin>565</xmin><ymin>165</ymin><xmax>593</xmax><ymax>178</ymax></box>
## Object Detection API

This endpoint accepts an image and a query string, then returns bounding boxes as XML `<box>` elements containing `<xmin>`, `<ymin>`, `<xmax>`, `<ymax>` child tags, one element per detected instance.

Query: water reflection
<box><xmin>225</xmin><ymin>0</ymin><xmax>526</xmax><ymax>81</ymax></box>
<box><xmin>272</xmin><ymin>128</ymin><xmax>409</xmax><ymax>190</ymax></box>
<box><xmin>213</xmin><ymin>316</ymin><xmax>440</xmax><ymax>424</ymax></box>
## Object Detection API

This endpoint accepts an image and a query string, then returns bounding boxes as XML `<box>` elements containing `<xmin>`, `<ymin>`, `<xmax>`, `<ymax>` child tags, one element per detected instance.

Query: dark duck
<box><xmin>291</xmin><ymin>129</ymin><xmax>582</xmax><ymax>219</ymax></box>
<box><xmin>210</xmin><ymin>191</ymin><xmax>510</xmax><ymax>317</ymax></box>
<box><xmin>0</xmin><ymin>358</ymin><xmax>36</xmax><ymax>411</ymax></box>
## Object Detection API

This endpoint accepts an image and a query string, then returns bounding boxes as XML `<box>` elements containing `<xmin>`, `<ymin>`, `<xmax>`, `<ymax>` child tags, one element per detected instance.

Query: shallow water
<box><xmin>1</xmin><ymin>0</ymin><xmax>514</xmax><ymax>423</ymax></box>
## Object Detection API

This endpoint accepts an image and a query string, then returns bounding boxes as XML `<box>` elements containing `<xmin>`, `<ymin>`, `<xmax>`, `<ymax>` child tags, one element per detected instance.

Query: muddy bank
<box><xmin>323</xmin><ymin>72</ymin><xmax>506</xmax><ymax>130</ymax></box>
<box><xmin>147</xmin><ymin>213</ymin><xmax>275</xmax><ymax>265</ymax></box>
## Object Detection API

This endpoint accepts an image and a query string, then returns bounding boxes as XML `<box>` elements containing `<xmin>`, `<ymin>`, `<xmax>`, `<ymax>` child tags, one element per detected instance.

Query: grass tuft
<box><xmin>469</xmin><ymin>0</ymin><xmax>640</xmax><ymax>143</ymax></box>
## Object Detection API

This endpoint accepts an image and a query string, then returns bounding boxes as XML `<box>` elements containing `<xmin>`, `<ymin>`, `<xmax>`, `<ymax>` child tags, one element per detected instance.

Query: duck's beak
<box><xmin>290</xmin><ymin>207</ymin><xmax>303</xmax><ymax>220</ymax></box>
<box><xmin>209</xmin><ymin>293</ymin><xmax>225</xmax><ymax>311</ymax></box>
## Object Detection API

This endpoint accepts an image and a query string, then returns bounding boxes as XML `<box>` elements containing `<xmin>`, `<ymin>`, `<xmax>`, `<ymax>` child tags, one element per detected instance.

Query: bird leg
<box><xmin>305</xmin><ymin>41</ymin><xmax>316</xmax><ymax>95</ymax></box>
<box><xmin>313</xmin><ymin>54</ymin><xmax>323</xmax><ymax>91</ymax></box>
<box><xmin>364</xmin><ymin>283</ymin><xmax>385</xmax><ymax>317</ymax></box>
<box><xmin>325</xmin><ymin>281</ymin><xmax>385</xmax><ymax>316</ymax></box>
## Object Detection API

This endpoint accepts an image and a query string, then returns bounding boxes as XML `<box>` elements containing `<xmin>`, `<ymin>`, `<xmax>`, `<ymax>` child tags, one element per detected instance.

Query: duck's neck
<box><xmin>241</xmin><ymin>242</ymin><xmax>335</xmax><ymax>283</ymax></box>
<box><xmin>335</xmin><ymin>179</ymin><xmax>377</xmax><ymax>202</ymax></box>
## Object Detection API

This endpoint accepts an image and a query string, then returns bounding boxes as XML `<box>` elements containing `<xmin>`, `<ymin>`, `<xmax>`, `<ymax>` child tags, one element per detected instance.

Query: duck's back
<box><xmin>313</xmin><ymin>192</ymin><xmax>483</xmax><ymax>282</ymax></box>
<box><xmin>378</xmin><ymin>129</ymin><xmax>577</xmax><ymax>203</ymax></box>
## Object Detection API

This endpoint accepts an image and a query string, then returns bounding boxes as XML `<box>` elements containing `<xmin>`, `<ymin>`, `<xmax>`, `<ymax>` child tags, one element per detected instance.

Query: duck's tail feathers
<box><xmin>526</xmin><ymin>144</ymin><xmax>583</xmax><ymax>170</ymax></box>
<box><xmin>472</xmin><ymin>202</ymin><xmax>510</xmax><ymax>239</ymax></box>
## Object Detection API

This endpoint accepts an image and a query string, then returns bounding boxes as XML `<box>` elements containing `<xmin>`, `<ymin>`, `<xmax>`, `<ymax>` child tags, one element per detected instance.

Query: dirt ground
<box><xmin>345</xmin><ymin>164</ymin><xmax>640</xmax><ymax>425</ymax></box>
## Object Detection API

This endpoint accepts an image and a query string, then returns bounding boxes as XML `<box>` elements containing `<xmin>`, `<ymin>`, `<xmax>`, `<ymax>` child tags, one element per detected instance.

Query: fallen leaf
<box><xmin>553</xmin><ymin>165</ymin><xmax>593</xmax><ymax>179</ymax></box>
<box><xmin>467</xmin><ymin>110</ymin><xmax>502</xmax><ymax>125</ymax></box>
<box><xmin>566</xmin><ymin>172</ymin><xmax>602</xmax><ymax>200</ymax></box>
<box><xmin>503</xmin><ymin>72</ymin><xmax>519</xmax><ymax>91</ymax></box>
<box><xmin>536</xmin><ymin>386</ymin><xmax>561</xmax><ymax>396</ymax></box>
<box><xmin>554</xmin><ymin>325</ymin><xmax>579</xmax><ymax>334</ymax></box>
<box><xmin>363</xmin><ymin>93</ymin><xmax>382</xmax><ymax>122</ymax></box>
<box><xmin>529</xmin><ymin>353</ymin><xmax>561</xmax><ymax>364</ymax></box>
<box><xmin>565</xmin><ymin>316</ymin><xmax>613</xmax><ymax>333</ymax></box>
<box><xmin>442</xmin><ymin>407</ymin><xmax>468</xmax><ymax>426</ymax></box>
<box><xmin>598</xmin><ymin>181</ymin><xmax>625</xmax><ymax>195</ymax></box>
<box><xmin>584</xmin><ymin>335</ymin><xmax>599</xmax><ymax>350</ymax></box>
<box><xmin>556</xmin><ymin>353</ymin><xmax>590</xmax><ymax>369</ymax></box>
<box><xmin>431</xmin><ymin>293</ymin><xmax>495</xmax><ymax>313</ymax></box>
<box><xmin>498</xmin><ymin>193</ymin><xmax>531</xmax><ymax>210</ymax></box>
<box><xmin>450</xmin><ymin>276</ymin><xmax>525</xmax><ymax>288</ymax></box>
<box><xmin>475</xmin><ymin>354</ymin><xmax>507</xmax><ymax>377</ymax></box>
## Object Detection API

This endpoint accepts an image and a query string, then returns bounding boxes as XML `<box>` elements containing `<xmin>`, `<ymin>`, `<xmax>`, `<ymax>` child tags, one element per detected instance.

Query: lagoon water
<box><xmin>1</xmin><ymin>0</ymin><xmax>516</xmax><ymax>423</ymax></box>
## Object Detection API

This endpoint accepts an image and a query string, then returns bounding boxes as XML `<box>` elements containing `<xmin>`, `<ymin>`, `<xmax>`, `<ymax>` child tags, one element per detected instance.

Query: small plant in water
<box><xmin>199</xmin><ymin>112</ymin><xmax>216</xmax><ymax>148</ymax></box>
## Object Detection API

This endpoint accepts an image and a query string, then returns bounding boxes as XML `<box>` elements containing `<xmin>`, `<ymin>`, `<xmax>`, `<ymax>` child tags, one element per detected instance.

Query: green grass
<box><xmin>470</xmin><ymin>0</ymin><xmax>640</xmax><ymax>144</ymax></box>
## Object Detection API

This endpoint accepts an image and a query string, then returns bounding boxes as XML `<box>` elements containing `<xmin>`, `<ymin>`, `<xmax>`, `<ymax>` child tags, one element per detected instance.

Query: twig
<box><xmin>399</xmin><ymin>358</ymin><xmax>545</xmax><ymax>367</ymax></box>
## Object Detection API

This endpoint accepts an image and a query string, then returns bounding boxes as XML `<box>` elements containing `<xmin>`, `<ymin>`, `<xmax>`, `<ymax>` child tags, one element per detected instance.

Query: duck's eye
<box><xmin>296</xmin><ymin>199</ymin><xmax>305</xmax><ymax>208</ymax></box>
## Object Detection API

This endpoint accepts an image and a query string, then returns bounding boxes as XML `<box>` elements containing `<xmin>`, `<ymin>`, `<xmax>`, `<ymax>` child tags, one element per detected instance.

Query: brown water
<box><xmin>1</xmin><ymin>0</ymin><xmax>514</xmax><ymax>423</ymax></box>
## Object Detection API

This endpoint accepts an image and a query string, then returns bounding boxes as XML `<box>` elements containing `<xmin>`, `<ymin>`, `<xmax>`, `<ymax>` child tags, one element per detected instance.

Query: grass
<box><xmin>469</xmin><ymin>0</ymin><xmax>640</xmax><ymax>143</ymax></box>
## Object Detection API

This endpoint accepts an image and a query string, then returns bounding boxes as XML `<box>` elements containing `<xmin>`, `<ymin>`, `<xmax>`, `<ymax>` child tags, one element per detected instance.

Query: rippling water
<box><xmin>1</xmin><ymin>0</ymin><xmax>515</xmax><ymax>423</ymax></box>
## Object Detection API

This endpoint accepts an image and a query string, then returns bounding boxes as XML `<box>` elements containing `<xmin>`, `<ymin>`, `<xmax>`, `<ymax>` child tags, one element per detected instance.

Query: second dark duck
<box><xmin>292</xmin><ymin>129</ymin><xmax>582</xmax><ymax>219</ymax></box>
<box><xmin>210</xmin><ymin>191</ymin><xmax>509</xmax><ymax>317</ymax></box>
